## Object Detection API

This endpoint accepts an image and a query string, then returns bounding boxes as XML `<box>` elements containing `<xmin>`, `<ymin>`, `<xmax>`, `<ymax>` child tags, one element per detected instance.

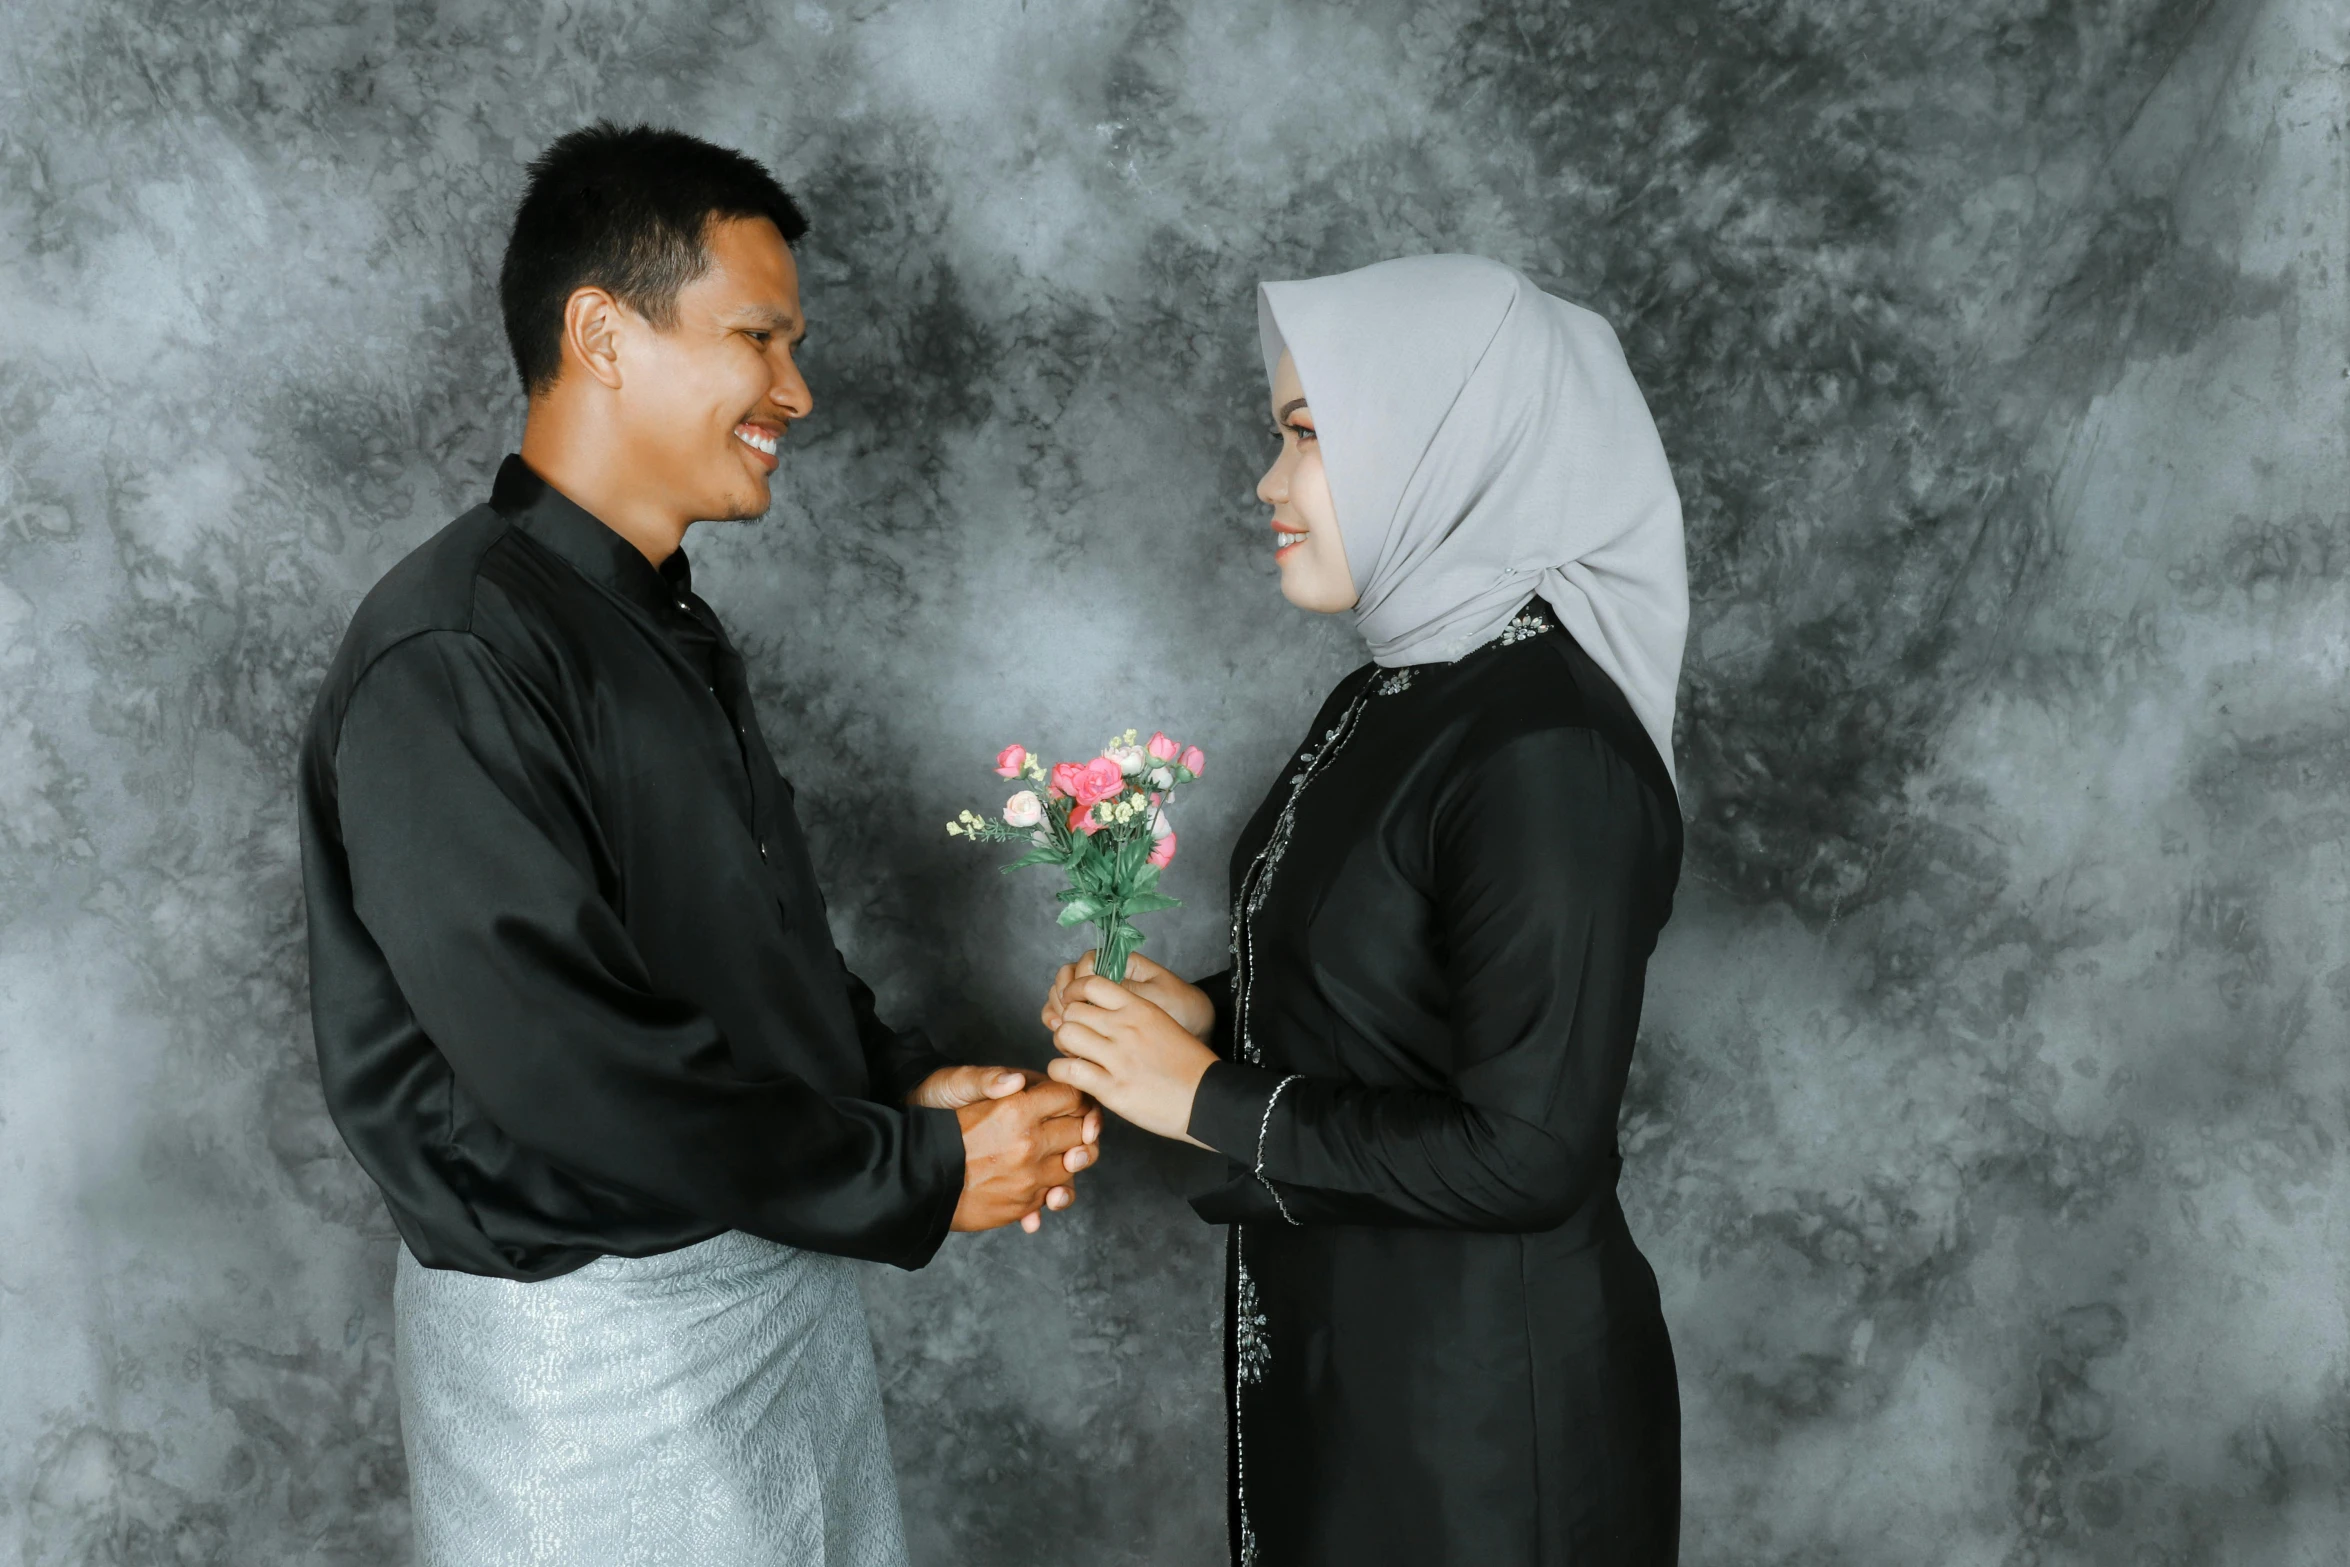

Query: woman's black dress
<box><xmin>1184</xmin><ymin>603</ymin><xmax>1683</xmax><ymax>1566</ymax></box>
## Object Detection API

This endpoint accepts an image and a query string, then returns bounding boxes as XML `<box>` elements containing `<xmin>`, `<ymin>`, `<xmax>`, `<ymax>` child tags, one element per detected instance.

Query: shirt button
<box><xmin>759</xmin><ymin>841</ymin><xmax>769</xmax><ymax>860</ymax></box>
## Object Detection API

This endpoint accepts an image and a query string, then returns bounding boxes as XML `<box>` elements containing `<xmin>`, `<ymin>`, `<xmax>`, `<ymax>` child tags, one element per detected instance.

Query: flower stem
<box><xmin>1096</xmin><ymin>916</ymin><xmax>1141</xmax><ymax>984</ymax></box>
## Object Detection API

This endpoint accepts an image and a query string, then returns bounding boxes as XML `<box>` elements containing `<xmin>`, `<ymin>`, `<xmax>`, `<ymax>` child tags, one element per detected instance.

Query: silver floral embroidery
<box><xmin>1223</xmin><ymin>614</ymin><xmax>1553</xmax><ymax>1559</ymax></box>
<box><xmin>1235</xmin><ymin>1256</ymin><xmax>1271</xmax><ymax>1386</ymax></box>
<box><xmin>1496</xmin><ymin>609</ymin><xmax>1552</xmax><ymax>645</ymax></box>
<box><xmin>1231</xmin><ymin>703</ymin><xmax>1368</xmax><ymax>1068</ymax></box>
<box><xmin>1233</xmin><ymin>1242</ymin><xmax>1272</xmax><ymax>1567</ymax></box>
<box><xmin>1223</xmin><ymin>682</ymin><xmax>1375</xmax><ymax>1566</ymax></box>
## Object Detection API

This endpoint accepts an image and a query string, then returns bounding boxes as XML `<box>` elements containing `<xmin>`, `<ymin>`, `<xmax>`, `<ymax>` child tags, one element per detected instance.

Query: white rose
<box><xmin>1002</xmin><ymin>790</ymin><xmax>1043</xmax><ymax>828</ymax></box>
<box><xmin>1148</xmin><ymin>765</ymin><xmax>1175</xmax><ymax>790</ymax></box>
<box><xmin>1107</xmin><ymin>743</ymin><xmax>1147</xmax><ymax>775</ymax></box>
<box><xmin>1149</xmin><ymin>805</ymin><xmax>1175</xmax><ymax>840</ymax></box>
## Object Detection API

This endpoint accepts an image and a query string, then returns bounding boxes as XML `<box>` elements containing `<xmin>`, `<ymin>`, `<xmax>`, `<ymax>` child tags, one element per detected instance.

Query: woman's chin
<box><xmin>1278</xmin><ymin>575</ymin><xmax>1359</xmax><ymax>615</ymax></box>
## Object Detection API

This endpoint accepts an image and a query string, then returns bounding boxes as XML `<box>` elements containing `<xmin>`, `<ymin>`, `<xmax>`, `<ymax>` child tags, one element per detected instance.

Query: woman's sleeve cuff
<box><xmin>1187</xmin><ymin>1059</ymin><xmax>1285</xmax><ymax>1160</ymax></box>
<box><xmin>1193</xmin><ymin>969</ymin><xmax>1236</xmax><ymax>1060</ymax></box>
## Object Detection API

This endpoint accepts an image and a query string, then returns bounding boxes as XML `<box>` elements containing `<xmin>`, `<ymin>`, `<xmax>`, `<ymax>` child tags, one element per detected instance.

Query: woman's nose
<box><xmin>1256</xmin><ymin>456</ymin><xmax>1285</xmax><ymax>505</ymax></box>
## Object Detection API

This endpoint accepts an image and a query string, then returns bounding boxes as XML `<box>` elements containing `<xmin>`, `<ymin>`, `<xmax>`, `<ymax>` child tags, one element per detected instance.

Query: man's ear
<box><xmin>561</xmin><ymin>286</ymin><xmax>628</xmax><ymax>391</ymax></box>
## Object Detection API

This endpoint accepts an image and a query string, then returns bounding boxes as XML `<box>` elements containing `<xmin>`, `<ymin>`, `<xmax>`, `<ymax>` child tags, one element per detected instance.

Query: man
<box><xmin>297</xmin><ymin>123</ymin><xmax>1096</xmax><ymax>1565</ymax></box>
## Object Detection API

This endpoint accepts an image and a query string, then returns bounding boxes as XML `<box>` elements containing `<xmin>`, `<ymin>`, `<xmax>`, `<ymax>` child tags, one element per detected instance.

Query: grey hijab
<box><xmin>1258</xmin><ymin>254</ymin><xmax>1688</xmax><ymax>788</ymax></box>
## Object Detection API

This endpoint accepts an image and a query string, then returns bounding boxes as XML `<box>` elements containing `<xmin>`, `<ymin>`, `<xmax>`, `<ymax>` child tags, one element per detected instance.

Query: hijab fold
<box><xmin>1258</xmin><ymin>254</ymin><xmax>1688</xmax><ymax>790</ymax></box>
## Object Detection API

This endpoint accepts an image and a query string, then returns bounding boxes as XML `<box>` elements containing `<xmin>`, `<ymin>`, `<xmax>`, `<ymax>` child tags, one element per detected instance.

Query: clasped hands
<box><xmin>912</xmin><ymin>1065</ymin><xmax>1102</xmax><ymax>1235</ymax></box>
<box><xmin>912</xmin><ymin>951</ymin><xmax>1217</xmax><ymax>1236</ymax></box>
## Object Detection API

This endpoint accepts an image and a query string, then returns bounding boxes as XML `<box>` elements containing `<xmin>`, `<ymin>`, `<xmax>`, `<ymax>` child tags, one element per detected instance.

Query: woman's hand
<box><xmin>1043</xmin><ymin>951</ymin><xmax>1215</xmax><ymax>1042</ymax></box>
<box><xmin>1047</xmin><ymin>977</ymin><xmax>1217</xmax><ymax>1146</ymax></box>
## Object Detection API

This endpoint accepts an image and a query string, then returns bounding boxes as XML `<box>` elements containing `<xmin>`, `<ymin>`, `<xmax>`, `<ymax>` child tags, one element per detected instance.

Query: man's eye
<box><xmin>747</xmin><ymin>331</ymin><xmax>771</xmax><ymax>344</ymax></box>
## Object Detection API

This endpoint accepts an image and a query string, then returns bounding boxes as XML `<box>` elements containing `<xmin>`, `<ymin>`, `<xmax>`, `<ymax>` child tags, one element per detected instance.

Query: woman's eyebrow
<box><xmin>1276</xmin><ymin>398</ymin><xmax>1310</xmax><ymax>420</ymax></box>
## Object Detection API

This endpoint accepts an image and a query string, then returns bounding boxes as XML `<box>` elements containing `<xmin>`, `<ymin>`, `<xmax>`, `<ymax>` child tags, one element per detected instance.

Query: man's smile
<box><xmin>734</xmin><ymin>421</ymin><xmax>780</xmax><ymax>471</ymax></box>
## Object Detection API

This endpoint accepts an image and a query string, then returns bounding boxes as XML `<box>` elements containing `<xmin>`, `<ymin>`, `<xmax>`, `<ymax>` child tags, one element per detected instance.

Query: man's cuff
<box><xmin>889</xmin><ymin>1104</ymin><xmax>966</xmax><ymax>1270</ymax></box>
<box><xmin>1186</xmin><ymin>1059</ymin><xmax>1287</xmax><ymax>1162</ymax></box>
<box><xmin>887</xmin><ymin>1046</ymin><xmax>955</xmax><ymax>1106</ymax></box>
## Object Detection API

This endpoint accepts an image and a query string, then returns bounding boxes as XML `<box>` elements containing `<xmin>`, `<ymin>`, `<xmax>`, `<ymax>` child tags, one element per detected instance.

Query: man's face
<box><xmin>613</xmin><ymin>215</ymin><xmax>812</xmax><ymax>525</ymax></box>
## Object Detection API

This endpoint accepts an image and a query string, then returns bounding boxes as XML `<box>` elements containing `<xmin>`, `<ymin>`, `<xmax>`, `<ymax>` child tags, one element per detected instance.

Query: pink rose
<box><xmin>994</xmin><ymin>744</ymin><xmax>1028</xmax><ymax>779</ymax></box>
<box><xmin>1179</xmin><ymin>745</ymin><xmax>1206</xmax><ymax>778</ymax></box>
<box><xmin>1069</xmin><ymin>802</ymin><xmax>1106</xmax><ymax>836</ymax></box>
<box><xmin>1048</xmin><ymin>761</ymin><xmax>1086</xmax><ymax>801</ymax></box>
<box><xmin>1148</xmin><ymin>829</ymin><xmax>1177</xmax><ymax>868</ymax></box>
<box><xmin>1147</xmin><ymin>731</ymin><xmax>1180</xmax><ymax>763</ymax></box>
<box><xmin>1073</xmin><ymin>756</ymin><xmax>1126</xmax><ymax>808</ymax></box>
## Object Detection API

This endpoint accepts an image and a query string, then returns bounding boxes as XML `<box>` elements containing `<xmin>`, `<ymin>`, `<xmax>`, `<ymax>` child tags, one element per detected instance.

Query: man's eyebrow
<box><xmin>1276</xmin><ymin>398</ymin><xmax>1310</xmax><ymax>420</ymax></box>
<box><xmin>727</xmin><ymin>305</ymin><xmax>804</xmax><ymax>334</ymax></box>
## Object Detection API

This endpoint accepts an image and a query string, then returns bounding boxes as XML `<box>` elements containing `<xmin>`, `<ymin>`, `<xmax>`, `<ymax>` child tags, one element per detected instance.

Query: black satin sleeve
<box><xmin>841</xmin><ymin>961</ymin><xmax>952</xmax><ymax>1104</ymax></box>
<box><xmin>1192</xmin><ymin>968</ymin><xmax>1236</xmax><ymax>1060</ymax></box>
<box><xmin>333</xmin><ymin>631</ymin><xmax>963</xmax><ymax>1267</ymax></box>
<box><xmin>1187</xmin><ymin>726</ymin><xmax>1654</xmax><ymax>1231</ymax></box>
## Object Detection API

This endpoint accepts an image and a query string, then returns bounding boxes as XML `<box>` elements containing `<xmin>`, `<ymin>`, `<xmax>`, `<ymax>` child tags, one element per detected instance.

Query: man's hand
<box><xmin>1048</xmin><ymin>977</ymin><xmax>1218</xmax><ymax>1146</ymax></box>
<box><xmin>1043</xmin><ymin>951</ymin><xmax>1214</xmax><ymax>1042</ymax></box>
<box><xmin>928</xmin><ymin>1069</ymin><xmax>1102</xmax><ymax>1234</ymax></box>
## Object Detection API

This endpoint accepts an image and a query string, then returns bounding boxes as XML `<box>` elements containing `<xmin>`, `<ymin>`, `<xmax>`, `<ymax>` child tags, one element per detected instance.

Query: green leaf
<box><xmin>1001</xmin><ymin>846</ymin><xmax>1061</xmax><ymax>872</ymax></box>
<box><xmin>1121</xmin><ymin>892</ymin><xmax>1181</xmax><ymax>915</ymax></box>
<box><xmin>1057</xmin><ymin>898</ymin><xmax>1101</xmax><ymax>925</ymax></box>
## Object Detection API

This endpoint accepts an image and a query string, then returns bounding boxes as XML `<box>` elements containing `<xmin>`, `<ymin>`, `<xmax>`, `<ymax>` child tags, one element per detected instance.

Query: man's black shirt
<box><xmin>297</xmin><ymin>456</ymin><xmax>960</xmax><ymax>1281</ymax></box>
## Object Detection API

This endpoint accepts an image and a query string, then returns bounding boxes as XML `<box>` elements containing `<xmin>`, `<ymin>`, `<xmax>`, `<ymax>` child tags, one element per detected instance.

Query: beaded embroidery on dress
<box><xmin>1223</xmin><ymin>605</ymin><xmax>1557</xmax><ymax>1564</ymax></box>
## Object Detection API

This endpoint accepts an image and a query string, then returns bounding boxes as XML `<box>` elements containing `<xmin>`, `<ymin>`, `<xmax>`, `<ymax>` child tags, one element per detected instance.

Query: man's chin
<box><xmin>707</xmin><ymin>476</ymin><xmax>774</xmax><ymax>523</ymax></box>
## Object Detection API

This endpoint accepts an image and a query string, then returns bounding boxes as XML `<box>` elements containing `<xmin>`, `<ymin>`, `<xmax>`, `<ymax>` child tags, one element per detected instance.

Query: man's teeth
<box><xmin>735</xmin><ymin>426</ymin><xmax>778</xmax><ymax>456</ymax></box>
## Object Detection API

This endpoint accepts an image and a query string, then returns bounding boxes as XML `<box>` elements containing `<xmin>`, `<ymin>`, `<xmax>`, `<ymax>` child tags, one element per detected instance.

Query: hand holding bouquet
<box><xmin>948</xmin><ymin>729</ymin><xmax>1207</xmax><ymax>983</ymax></box>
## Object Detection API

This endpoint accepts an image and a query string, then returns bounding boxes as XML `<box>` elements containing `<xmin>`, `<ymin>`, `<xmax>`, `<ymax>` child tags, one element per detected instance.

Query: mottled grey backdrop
<box><xmin>2</xmin><ymin>0</ymin><xmax>2343</xmax><ymax>1561</ymax></box>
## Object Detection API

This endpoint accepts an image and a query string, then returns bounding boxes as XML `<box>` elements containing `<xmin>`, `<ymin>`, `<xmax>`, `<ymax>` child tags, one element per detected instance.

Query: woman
<box><xmin>1042</xmin><ymin>254</ymin><xmax>1689</xmax><ymax>1565</ymax></box>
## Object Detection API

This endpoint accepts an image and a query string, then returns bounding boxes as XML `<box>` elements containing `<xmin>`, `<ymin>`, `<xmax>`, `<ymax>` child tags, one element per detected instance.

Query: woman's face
<box><xmin>1257</xmin><ymin>350</ymin><xmax>1357</xmax><ymax>614</ymax></box>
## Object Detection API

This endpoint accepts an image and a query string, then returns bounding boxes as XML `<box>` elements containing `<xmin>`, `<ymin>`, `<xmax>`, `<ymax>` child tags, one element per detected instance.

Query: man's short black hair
<box><xmin>499</xmin><ymin>122</ymin><xmax>809</xmax><ymax>396</ymax></box>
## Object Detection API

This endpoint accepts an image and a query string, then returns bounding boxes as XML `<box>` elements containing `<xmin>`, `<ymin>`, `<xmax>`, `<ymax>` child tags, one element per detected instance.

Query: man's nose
<box><xmin>772</xmin><ymin>357</ymin><xmax>814</xmax><ymax>421</ymax></box>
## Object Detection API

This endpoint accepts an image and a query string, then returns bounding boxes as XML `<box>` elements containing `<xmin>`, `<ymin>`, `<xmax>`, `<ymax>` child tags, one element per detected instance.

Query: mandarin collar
<box><xmin>489</xmin><ymin>455</ymin><xmax>694</xmax><ymax>614</ymax></box>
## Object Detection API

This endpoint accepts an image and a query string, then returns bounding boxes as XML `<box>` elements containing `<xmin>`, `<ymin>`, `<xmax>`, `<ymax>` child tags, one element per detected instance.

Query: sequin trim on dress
<box><xmin>1222</xmin><ymin>608</ymin><xmax>1554</xmax><ymax>1565</ymax></box>
<box><xmin>1222</xmin><ymin>677</ymin><xmax>1374</xmax><ymax>1567</ymax></box>
<box><xmin>1371</xmin><ymin>608</ymin><xmax>1551</xmax><ymax>698</ymax></box>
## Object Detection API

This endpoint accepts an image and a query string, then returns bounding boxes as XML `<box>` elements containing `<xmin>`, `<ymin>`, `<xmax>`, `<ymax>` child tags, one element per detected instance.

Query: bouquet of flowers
<box><xmin>948</xmin><ymin>729</ymin><xmax>1207</xmax><ymax>983</ymax></box>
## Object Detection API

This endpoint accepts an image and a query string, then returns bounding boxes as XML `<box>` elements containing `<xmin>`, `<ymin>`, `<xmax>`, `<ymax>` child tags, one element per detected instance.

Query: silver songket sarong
<box><xmin>394</xmin><ymin>1230</ymin><xmax>910</xmax><ymax>1567</ymax></box>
